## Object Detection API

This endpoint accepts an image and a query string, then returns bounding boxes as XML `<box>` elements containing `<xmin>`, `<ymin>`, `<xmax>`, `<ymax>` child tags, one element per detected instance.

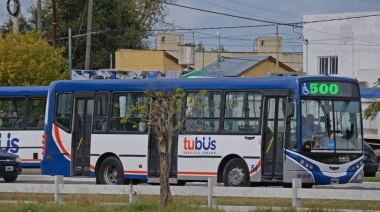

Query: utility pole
<box><xmin>37</xmin><ymin>0</ymin><xmax>42</xmax><ymax>34</ymax></box>
<box><xmin>217</xmin><ymin>31</ymin><xmax>220</xmax><ymax>70</ymax></box>
<box><xmin>69</xmin><ymin>28</ymin><xmax>72</xmax><ymax>73</ymax></box>
<box><xmin>85</xmin><ymin>0</ymin><xmax>94</xmax><ymax>70</ymax></box>
<box><xmin>52</xmin><ymin>0</ymin><xmax>57</xmax><ymax>48</ymax></box>
<box><xmin>13</xmin><ymin>1</ymin><xmax>19</xmax><ymax>33</ymax></box>
<box><xmin>305</xmin><ymin>39</ymin><xmax>309</xmax><ymax>75</ymax></box>
<box><xmin>276</xmin><ymin>25</ymin><xmax>279</xmax><ymax>72</ymax></box>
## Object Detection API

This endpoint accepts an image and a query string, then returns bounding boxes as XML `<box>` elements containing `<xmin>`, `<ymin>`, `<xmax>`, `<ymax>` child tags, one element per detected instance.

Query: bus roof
<box><xmin>0</xmin><ymin>86</ymin><xmax>49</xmax><ymax>96</ymax></box>
<box><xmin>49</xmin><ymin>76</ymin><xmax>359</xmax><ymax>96</ymax></box>
<box><xmin>360</xmin><ymin>87</ymin><xmax>380</xmax><ymax>99</ymax></box>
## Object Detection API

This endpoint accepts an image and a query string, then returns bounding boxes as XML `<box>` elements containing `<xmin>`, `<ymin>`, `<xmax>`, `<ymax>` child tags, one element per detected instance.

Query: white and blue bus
<box><xmin>41</xmin><ymin>76</ymin><xmax>364</xmax><ymax>186</ymax></box>
<box><xmin>0</xmin><ymin>86</ymin><xmax>48</xmax><ymax>167</ymax></box>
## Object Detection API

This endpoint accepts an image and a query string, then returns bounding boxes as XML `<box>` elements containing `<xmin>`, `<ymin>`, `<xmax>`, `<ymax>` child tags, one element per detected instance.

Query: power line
<box><xmin>303</xmin><ymin>13</ymin><xmax>380</xmax><ymax>24</ymax></box>
<box><xmin>153</xmin><ymin>0</ymin><xmax>297</xmax><ymax>26</ymax></box>
<box><xmin>225</xmin><ymin>0</ymin><xmax>302</xmax><ymax>18</ymax></box>
<box><xmin>196</xmin><ymin>0</ymin><xmax>279</xmax><ymax>23</ymax></box>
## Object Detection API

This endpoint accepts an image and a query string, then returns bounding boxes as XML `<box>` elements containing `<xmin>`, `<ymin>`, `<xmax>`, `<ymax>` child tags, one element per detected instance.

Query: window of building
<box><xmin>318</xmin><ymin>56</ymin><xmax>338</xmax><ymax>75</ymax></box>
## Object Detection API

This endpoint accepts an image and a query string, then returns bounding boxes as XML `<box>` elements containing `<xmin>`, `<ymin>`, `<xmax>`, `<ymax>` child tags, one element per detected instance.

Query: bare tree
<box><xmin>119</xmin><ymin>84</ymin><xmax>207</xmax><ymax>206</ymax></box>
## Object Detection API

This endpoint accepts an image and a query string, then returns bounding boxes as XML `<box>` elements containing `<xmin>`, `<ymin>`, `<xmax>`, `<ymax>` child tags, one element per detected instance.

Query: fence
<box><xmin>1</xmin><ymin>176</ymin><xmax>380</xmax><ymax>210</ymax></box>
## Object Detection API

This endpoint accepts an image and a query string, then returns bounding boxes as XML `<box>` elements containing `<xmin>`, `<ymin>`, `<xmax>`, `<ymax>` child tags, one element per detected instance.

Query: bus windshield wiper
<box><xmin>337</xmin><ymin>100</ymin><xmax>349</xmax><ymax>125</ymax></box>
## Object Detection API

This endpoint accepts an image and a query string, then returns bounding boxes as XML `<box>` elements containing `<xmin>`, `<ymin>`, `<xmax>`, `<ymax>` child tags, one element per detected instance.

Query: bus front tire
<box><xmin>98</xmin><ymin>156</ymin><xmax>124</xmax><ymax>185</ymax></box>
<box><xmin>223</xmin><ymin>158</ymin><xmax>250</xmax><ymax>187</ymax></box>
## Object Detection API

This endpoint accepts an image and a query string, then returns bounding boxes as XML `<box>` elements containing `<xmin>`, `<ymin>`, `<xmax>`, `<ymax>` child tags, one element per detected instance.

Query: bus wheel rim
<box><xmin>104</xmin><ymin>164</ymin><xmax>118</xmax><ymax>184</ymax></box>
<box><xmin>229</xmin><ymin>167</ymin><xmax>244</xmax><ymax>186</ymax></box>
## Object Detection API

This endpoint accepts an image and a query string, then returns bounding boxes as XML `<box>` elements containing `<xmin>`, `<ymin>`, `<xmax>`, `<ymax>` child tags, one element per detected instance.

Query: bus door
<box><xmin>261</xmin><ymin>90</ymin><xmax>291</xmax><ymax>181</ymax></box>
<box><xmin>147</xmin><ymin>97</ymin><xmax>179</xmax><ymax>183</ymax></box>
<box><xmin>72</xmin><ymin>92</ymin><xmax>94</xmax><ymax>176</ymax></box>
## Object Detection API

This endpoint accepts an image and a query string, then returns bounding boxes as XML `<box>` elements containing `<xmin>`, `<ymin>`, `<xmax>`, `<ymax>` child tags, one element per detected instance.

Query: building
<box><xmin>114</xmin><ymin>34</ymin><xmax>303</xmax><ymax>73</ymax></box>
<box><xmin>303</xmin><ymin>11</ymin><xmax>380</xmax><ymax>86</ymax></box>
<box><xmin>303</xmin><ymin>11</ymin><xmax>380</xmax><ymax>143</ymax></box>
<box><xmin>253</xmin><ymin>36</ymin><xmax>282</xmax><ymax>53</ymax></box>
<box><xmin>201</xmin><ymin>55</ymin><xmax>297</xmax><ymax>77</ymax></box>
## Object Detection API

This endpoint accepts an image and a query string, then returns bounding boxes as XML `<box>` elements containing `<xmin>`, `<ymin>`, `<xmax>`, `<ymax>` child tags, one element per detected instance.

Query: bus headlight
<box><xmin>309</xmin><ymin>164</ymin><xmax>314</xmax><ymax>170</ymax></box>
<box><xmin>352</xmin><ymin>166</ymin><xmax>356</xmax><ymax>170</ymax></box>
<box><xmin>300</xmin><ymin>159</ymin><xmax>305</xmax><ymax>165</ymax></box>
<box><xmin>305</xmin><ymin>163</ymin><xmax>309</xmax><ymax>168</ymax></box>
<box><xmin>356</xmin><ymin>164</ymin><xmax>360</xmax><ymax>169</ymax></box>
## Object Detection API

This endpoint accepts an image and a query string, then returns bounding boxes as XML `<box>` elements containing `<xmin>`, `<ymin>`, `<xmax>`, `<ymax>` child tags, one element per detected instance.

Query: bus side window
<box><xmin>54</xmin><ymin>93</ymin><xmax>72</xmax><ymax>131</ymax></box>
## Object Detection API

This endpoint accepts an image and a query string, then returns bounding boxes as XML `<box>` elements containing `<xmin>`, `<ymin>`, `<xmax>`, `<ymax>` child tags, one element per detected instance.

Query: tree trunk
<box><xmin>159</xmin><ymin>151</ymin><xmax>172</xmax><ymax>206</ymax></box>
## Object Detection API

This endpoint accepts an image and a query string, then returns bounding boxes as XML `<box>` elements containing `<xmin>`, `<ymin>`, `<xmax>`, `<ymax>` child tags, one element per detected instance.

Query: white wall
<box><xmin>303</xmin><ymin>12</ymin><xmax>380</xmax><ymax>141</ymax></box>
<box><xmin>303</xmin><ymin>11</ymin><xmax>380</xmax><ymax>86</ymax></box>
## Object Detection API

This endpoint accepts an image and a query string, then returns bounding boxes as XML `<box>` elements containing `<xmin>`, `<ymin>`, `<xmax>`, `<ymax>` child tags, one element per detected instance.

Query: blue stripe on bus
<box><xmin>124</xmin><ymin>174</ymin><xmax>148</xmax><ymax>180</ymax></box>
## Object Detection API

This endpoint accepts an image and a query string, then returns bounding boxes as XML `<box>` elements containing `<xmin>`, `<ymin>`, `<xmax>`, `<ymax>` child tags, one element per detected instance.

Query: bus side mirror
<box><xmin>286</xmin><ymin>100</ymin><xmax>294</xmax><ymax>119</ymax></box>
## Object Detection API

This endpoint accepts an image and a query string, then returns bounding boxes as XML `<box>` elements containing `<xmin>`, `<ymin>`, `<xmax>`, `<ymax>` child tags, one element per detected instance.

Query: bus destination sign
<box><xmin>301</xmin><ymin>82</ymin><xmax>359</xmax><ymax>97</ymax></box>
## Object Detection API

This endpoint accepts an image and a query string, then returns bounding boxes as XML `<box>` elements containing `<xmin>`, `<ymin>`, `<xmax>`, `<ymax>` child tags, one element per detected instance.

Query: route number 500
<box><xmin>310</xmin><ymin>83</ymin><xmax>339</xmax><ymax>95</ymax></box>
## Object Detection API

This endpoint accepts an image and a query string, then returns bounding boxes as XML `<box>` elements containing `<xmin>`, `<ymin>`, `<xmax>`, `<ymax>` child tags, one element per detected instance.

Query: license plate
<box><xmin>5</xmin><ymin>166</ymin><xmax>13</xmax><ymax>171</ymax></box>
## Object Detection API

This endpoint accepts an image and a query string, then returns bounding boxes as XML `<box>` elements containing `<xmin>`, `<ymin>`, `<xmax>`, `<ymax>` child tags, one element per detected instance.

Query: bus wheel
<box><xmin>223</xmin><ymin>158</ymin><xmax>250</xmax><ymax>187</ymax></box>
<box><xmin>99</xmin><ymin>156</ymin><xmax>124</xmax><ymax>185</ymax></box>
<box><xmin>3</xmin><ymin>175</ymin><xmax>17</xmax><ymax>183</ymax></box>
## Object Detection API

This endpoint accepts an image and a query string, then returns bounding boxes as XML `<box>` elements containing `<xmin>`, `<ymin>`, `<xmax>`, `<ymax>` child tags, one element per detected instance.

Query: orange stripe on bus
<box><xmin>54</xmin><ymin>124</ymin><xmax>71</xmax><ymax>158</ymax></box>
<box><xmin>178</xmin><ymin>171</ymin><xmax>217</xmax><ymax>175</ymax></box>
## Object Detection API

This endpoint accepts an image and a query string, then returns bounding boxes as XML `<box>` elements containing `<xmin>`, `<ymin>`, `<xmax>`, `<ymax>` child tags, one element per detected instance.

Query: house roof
<box><xmin>202</xmin><ymin>56</ymin><xmax>295</xmax><ymax>77</ymax></box>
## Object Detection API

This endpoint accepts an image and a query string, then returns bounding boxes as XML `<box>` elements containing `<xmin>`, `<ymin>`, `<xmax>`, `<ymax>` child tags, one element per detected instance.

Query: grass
<box><xmin>0</xmin><ymin>193</ymin><xmax>379</xmax><ymax>211</ymax></box>
<box><xmin>363</xmin><ymin>176</ymin><xmax>380</xmax><ymax>182</ymax></box>
<box><xmin>14</xmin><ymin>169</ymin><xmax>380</xmax><ymax>211</ymax></box>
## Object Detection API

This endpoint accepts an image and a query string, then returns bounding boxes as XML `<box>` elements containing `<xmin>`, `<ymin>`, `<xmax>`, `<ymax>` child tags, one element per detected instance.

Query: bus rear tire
<box><xmin>98</xmin><ymin>156</ymin><xmax>124</xmax><ymax>185</ymax></box>
<box><xmin>223</xmin><ymin>158</ymin><xmax>250</xmax><ymax>187</ymax></box>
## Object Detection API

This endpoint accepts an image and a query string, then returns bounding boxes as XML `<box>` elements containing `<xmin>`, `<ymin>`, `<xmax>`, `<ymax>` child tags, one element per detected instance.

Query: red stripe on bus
<box><xmin>250</xmin><ymin>160</ymin><xmax>261</xmax><ymax>175</ymax></box>
<box><xmin>178</xmin><ymin>171</ymin><xmax>217</xmax><ymax>175</ymax></box>
<box><xmin>54</xmin><ymin>124</ymin><xmax>71</xmax><ymax>158</ymax></box>
<box><xmin>21</xmin><ymin>159</ymin><xmax>42</xmax><ymax>162</ymax></box>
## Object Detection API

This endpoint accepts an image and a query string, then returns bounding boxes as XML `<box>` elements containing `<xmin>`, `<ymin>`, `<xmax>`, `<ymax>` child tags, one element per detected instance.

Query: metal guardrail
<box><xmin>1</xmin><ymin>176</ymin><xmax>380</xmax><ymax>210</ymax></box>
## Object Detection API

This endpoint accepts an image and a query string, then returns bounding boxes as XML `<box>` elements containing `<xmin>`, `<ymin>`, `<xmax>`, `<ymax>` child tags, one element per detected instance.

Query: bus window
<box><xmin>223</xmin><ymin>92</ymin><xmax>261</xmax><ymax>133</ymax></box>
<box><xmin>94</xmin><ymin>92</ymin><xmax>109</xmax><ymax>132</ymax></box>
<box><xmin>0</xmin><ymin>97</ymin><xmax>25</xmax><ymax>129</ymax></box>
<box><xmin>185</xmin><ymin>91</ymin><xmax>221</xmax><ymax>132</ymax></box>
<box><xmin>286</xmin><ymin>100</ymin><xmax>297</xmax><ymax>150</ymax></box>
<box><xmin>27</xmin><ymin>97</ymin><xmax>46</xmax><ymax>129</ymax></box>
<box><xmin>110</xmin><ymin>92</ymin><xmax>146</xmax><ymax>132</ymax></box>
<box><xmin>55</xmin><ymin>93</ymin><xmax>72</xmax><ymax>131</ymax></box>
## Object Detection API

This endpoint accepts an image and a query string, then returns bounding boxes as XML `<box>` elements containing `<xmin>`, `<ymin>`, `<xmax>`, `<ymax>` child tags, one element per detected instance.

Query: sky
<box><xmin>1</xmin><ymin>0</ymin><xmax>380</xmax><ymax>52</ymax></box>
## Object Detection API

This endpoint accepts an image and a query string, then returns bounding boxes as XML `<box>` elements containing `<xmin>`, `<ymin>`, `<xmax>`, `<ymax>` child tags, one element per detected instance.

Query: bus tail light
<box><xmin>42</xmin><ymin>132</ymin><xmax>46</xmax><ymax>156</ymax></box>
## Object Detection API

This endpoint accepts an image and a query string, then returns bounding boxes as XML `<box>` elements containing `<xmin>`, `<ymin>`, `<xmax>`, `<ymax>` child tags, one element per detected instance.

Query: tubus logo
<box><xmin>183</xmin><ymin>136</ymin><xmax>216</xmax><ymax>151</ymax></box>
<box><xmin>0</xmin><ymin>133</ymin><xmax>20</xmax><ymax>153</ymax></box>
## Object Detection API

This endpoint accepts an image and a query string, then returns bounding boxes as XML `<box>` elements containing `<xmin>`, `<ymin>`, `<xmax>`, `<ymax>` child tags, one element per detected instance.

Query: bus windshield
<box><xmin>301</xmin><ymin>99</ymin><xmax>362</xmax><ymax>152</ymax></box>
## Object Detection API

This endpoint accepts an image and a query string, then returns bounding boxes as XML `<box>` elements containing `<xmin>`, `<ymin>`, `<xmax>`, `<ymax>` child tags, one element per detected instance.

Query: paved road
<box><xmin>13</xmin><ymin>169</ymin><xmax>380</xmax><ymax>189</ymax></box>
